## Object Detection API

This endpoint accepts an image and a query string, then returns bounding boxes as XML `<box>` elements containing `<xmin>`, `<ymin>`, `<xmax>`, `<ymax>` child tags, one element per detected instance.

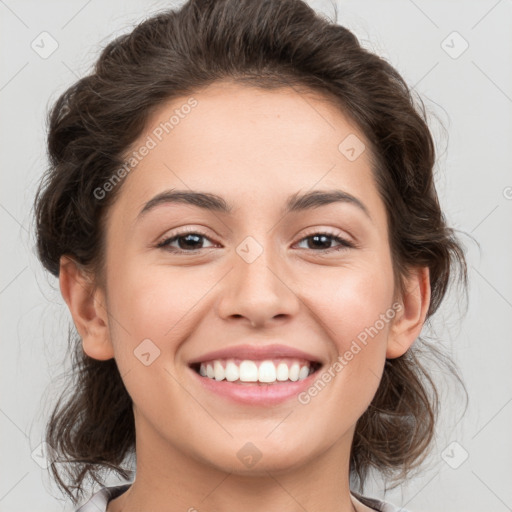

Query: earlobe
<box><xmin>59</xmin><ymin>255</ymin><xmax>115</xmax><ymax>361</ymax></box>
<box><xmin>386</xmin><ymin>267</ymin><xmax>431</xmax><ymax>359</ymax></box>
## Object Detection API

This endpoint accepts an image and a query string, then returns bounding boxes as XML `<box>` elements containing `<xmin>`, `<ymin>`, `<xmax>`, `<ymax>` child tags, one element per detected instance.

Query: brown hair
<box><xmin>34</xmin><ymin>0</ymin><xmax>468</xmax><ymax>504</ymax></box>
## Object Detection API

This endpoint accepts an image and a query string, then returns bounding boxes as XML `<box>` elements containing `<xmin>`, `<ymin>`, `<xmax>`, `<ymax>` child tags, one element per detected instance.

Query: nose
<box><xmin>215</xmin><ymin>242</ymin><xmax>300</xmax><ymax>329</ymax></box>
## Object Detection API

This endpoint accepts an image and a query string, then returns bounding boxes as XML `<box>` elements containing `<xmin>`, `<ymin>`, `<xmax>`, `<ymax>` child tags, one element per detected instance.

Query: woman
<box><xmin>33</xmin><ymin>0</ymin><xmax>467</xmax><ymax>510</ymax></box>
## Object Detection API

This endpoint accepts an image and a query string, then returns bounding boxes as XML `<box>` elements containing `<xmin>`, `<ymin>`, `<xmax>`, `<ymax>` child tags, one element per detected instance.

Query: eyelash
<box><xmin>156</xmin><ymin>227</ymin><xmax>355</xmax><ymax>254</ymax></box>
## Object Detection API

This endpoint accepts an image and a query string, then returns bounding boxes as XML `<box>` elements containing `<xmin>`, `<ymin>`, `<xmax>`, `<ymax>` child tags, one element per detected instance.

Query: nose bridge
<box><xmin>216</xmin><ymin>233</ymin><xmax>299</xmax><ymax>326</ymax></box>
<box><xmin>237</xmin><ymin>234</ymin><xmax>282</xmax><ymax>291</ymax></box>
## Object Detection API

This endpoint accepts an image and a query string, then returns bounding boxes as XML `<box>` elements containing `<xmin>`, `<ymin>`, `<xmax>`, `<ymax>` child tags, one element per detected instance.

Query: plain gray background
<box><xmin>1</xmin><ymin>0</ymin><xmax>511</xmax><ymax>511</ymax></box>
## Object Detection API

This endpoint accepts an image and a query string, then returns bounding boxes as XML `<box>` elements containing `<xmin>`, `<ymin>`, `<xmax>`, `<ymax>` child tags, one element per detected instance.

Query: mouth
<box><xmin>189</xmin><ymin>358</ymin><xmax>323</xmax><ymax>385</ymax></box>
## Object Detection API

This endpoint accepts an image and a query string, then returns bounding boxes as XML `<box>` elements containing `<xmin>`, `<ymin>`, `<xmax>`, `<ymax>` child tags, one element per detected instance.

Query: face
<box><xmin>89</xmin><ymin>81</ymin><xmax>405</xmax><ymax>474</ymax></box>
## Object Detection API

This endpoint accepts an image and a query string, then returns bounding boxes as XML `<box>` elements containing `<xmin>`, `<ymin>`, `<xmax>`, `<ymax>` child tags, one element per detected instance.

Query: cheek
<box><xmin>103</xmin><ymin>262</ymin><xmax>204</xmax><ymax>415</ymax></box>
<box><xmin>301</xmin><ymin>260</ymin><xmax>395</xmax><ymax>395</ymax></box>
<box><xmin>286</xmin><ymin>269</ymin><xmax>395</xmax><ymax>446</ymax></box>
<box><xmin>298</xmin><ymin>273</ymin><xmax>394</xmax><ymax>420</ymax></box>
<box><xmin>307</xmin><ymin>262</ymin><xmax>394</xmax><ymax>340</ymax></box>
<box><xmin>105</xmin><ymin>258</ymin><xmax>212</xmax><ymax>355</ymax></box>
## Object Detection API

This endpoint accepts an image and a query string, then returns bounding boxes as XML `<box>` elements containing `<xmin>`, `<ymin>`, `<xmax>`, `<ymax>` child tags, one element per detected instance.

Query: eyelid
<box><xmin>155</xmin><ymin>226</ymin><xmax>215</xmax><ymax>248</ymax></box>
<box><xmin>297</xmin><ymin>226</ymin><xmax>355</xmax><ymax>245</ymax></box>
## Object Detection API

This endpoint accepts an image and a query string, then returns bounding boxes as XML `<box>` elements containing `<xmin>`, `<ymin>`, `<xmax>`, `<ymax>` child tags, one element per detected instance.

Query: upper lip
<box><xmin>188</xmin><ymin>343</ymin><xmax>324</xmax><ymax>365</ymax></box>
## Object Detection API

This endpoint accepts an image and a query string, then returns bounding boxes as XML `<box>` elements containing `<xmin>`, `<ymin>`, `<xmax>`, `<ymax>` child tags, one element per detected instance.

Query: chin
<box><xmin>199</xmin><ymin>436</ymin><xmax>319</xmax><ymax>475</ymax></box>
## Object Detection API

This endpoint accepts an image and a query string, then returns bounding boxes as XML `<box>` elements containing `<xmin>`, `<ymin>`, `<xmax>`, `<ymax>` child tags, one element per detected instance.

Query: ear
<box><xmin>59</xmin><ymin>255</ymin><xmax>115</xmax><ymax>361</ymax></box>
<box><xmin>386</xmin><ymin>266</ymin><xmax>431</xmax><ymax>359</ymax></box>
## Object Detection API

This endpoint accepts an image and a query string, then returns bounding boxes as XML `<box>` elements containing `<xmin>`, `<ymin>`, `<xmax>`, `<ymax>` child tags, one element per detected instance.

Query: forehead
<box><xmin>112</xmin><ymin>81</ymin><xmax>385</xmax><ymax>226</ymax></box>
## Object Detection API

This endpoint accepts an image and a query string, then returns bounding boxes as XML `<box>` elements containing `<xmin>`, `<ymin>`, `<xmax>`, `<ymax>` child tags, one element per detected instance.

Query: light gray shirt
<box><xmin>75</xmin><ymin>484</ymin><xmax>411</xmax><ymax>512</ymax></box>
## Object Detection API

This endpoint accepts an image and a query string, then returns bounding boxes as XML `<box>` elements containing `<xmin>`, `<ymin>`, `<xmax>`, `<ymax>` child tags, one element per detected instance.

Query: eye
<box><xmin>156</xmin><ymin>228</ymin><xmax>217</xmax><ymax>253</ymax></box>
<box><xmin>295</xmin><ymin>231</ymin><xmax>354</xmax><ymax>252</ymax></box>
<box><xmin>156</xmin><ymin>228</ymin><xmax>354</xmax><ymax>254</ymax></box>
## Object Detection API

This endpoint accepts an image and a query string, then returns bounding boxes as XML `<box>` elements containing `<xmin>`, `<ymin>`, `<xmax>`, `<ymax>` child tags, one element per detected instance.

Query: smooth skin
<box><xmin>60</xmin><ymin>81</ymin><xmax>430</xmax><ymax>512</ymax></box>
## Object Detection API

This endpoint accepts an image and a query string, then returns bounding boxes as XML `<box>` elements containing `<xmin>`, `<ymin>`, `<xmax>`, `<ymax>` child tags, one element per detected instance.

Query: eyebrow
<box><xmin>137</xmin><ymin>188</ymin><xmax>371</xmax><ymax>221</ymax></box>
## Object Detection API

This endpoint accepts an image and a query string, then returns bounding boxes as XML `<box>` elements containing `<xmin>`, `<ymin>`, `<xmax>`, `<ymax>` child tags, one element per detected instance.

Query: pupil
<box><xmin>310</xmin><ymin>234</ymin><xmax>330</xmax><ymax>249</ymax></box>
<box><xmin>179</xmin><ymin>234</ymin><xmax>202</xmax><ymax>250</ymax></box>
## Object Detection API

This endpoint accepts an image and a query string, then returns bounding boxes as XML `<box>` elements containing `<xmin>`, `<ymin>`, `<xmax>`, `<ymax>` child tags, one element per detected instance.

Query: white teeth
<box><xmin>289</xmin><ymin>362</ymin><xmax>300</xmax><ymax>381</ymax></box>
<box><xmin>197</xmin><ymin>358</ymin><xmax>315</xmax><ymax>384</ymax></box>
<box><xmin>258</xmin><ymin>360</ymin><xmax>276</xmax><ymax>383</ymax></box>
<box><xmin>239</xmin><ymin>360</ymin><xmax>258</xmax><ymax>382</ymax></box>
<box><xmin>276</xmin><ymin>362</ymin><xmax>289</xmax><ymax>381</ymax></box>
<box><xmin>225</xmin><ymin>360</ymin><xmax>240</xmax><ymax>382</ymax></box>
<box><xmin>298</xmin><ymin>365</ymin><xmax>310</xmax><ymax>380</ymax></box>
<box><xmin>214</xmin><ymin>360</ymin><xmax>225</xmax><ymax>381</ymax></box>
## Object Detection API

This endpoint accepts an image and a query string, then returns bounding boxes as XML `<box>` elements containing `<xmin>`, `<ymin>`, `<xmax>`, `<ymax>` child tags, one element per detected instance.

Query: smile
<box><xmin>191</xmin><ymin>358</ymin><xmax>321</xmax><ymax>384</ymax></box>
<box><xmin>188</xmin><ymin>357</ymin><xmax>324</xmax><ymax>406</ymax></box>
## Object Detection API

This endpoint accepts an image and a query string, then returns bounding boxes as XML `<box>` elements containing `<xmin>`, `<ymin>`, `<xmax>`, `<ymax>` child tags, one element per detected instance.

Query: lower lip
<box><xmin>188</xmin><ymin>365</ymin><xmax>321</xmax><ymax>406</ymax></box>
